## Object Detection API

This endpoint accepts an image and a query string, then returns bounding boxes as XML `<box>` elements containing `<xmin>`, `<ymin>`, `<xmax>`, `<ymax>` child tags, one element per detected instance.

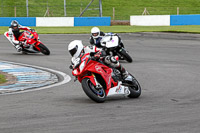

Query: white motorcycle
<box><xmin>100</xmin><ymin>34</ymin><xmax>133</xmax><ymax>62</ymax></box>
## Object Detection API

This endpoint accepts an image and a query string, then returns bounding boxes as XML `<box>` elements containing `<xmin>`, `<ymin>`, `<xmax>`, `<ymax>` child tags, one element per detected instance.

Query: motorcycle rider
<box><xmin>89</xmin><ymin>26</ymin><xmax>124</xmax><ymax>48</ymax></box>
<box><xmin>68</xmin><ymin>40</ymin><xmax>129</xmax><ymax>80</ymax></box>
<box><xmin>8</xmin><ymin>20</ymin><xmax>31</xmax><ymax>52</ymax></box>
<box><xmin>89</xmin><ymin>27</ymin><xmax>105</xmax><ymax>48</ymax></box>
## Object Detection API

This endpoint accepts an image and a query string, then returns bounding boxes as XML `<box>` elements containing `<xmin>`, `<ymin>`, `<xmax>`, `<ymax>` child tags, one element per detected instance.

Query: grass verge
<box><xmin>1</xmin><ymin>25</ymin><xmax>200</xmax><ymax>35</ymax></box>
<box><xmin>0</xmin><ymin>74</ymin><xmax>6</xmax><ymax>84</ymax></box>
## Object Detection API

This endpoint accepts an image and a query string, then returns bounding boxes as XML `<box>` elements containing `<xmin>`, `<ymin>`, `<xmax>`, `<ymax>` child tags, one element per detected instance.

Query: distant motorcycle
<box><xmin>70</xmin><ymin>53</ymin><xmax>141</xmax><ymax>103</ymax></box>
<box><xmin>4</xmin><ymin>29</ymin><xmax>50</xmax><ymax>55</ymax></box>
<box><xmin>100</xmin><ymin>34</ymin><xmax>132</xmax><ymax>62</ymax></box>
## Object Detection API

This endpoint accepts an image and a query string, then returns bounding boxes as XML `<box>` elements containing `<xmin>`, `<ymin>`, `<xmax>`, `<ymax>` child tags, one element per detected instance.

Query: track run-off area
<box><xmin>0</xmin><ymin>33</ymin><xmax>200</xmax><ymax>132</ymax></box>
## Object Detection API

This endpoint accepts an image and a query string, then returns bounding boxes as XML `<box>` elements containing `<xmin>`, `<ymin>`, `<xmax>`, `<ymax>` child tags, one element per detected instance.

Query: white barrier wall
<box><xmin>130</xmin><ymin>15</ymin><xmax>170</xmax><ymax>26</ymax></box>
<box><xmin>36</xmin><ymin>17</ymin><xmax>74</xmax><ymax>26</ymax></box>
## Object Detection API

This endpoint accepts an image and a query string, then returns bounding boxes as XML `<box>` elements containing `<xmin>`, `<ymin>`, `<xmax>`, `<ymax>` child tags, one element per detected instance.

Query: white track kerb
<box><xmin>0</xmin><ymin>61</ymin><xmax>71</xmax><ymax>94</ymax></box>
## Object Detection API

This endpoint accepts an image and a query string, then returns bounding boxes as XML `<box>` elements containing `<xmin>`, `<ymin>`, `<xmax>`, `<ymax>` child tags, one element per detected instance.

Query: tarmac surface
<box><xmin>0</xmin><ymin>32</ymin><xmax>200</xmax><ymax>132</ymax></box>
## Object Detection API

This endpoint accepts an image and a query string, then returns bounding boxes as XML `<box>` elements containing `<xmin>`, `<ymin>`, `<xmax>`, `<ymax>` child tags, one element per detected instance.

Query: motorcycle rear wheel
<box><xmin>81</xmin><ymin>78</ymin><xmax>106</xmax><ymax>103</ymax></box>
<box><xmin>120</xmin><ymin>48</ymin><xmax>132</xmax><ymax>63</ymax></box>
<box><xmin>38</xmin><ymin>43</ymin><xmax>50</xmax><ymax>55</ymax></box>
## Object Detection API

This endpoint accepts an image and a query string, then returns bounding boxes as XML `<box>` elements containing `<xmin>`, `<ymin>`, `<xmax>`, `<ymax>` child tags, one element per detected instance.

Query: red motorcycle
<box><xmin>70</xmin><ymin>53</ymin><xmax>141</xmax><ymax>103</ymax></box>
<box><xmin>4</xmin><ymin>29</ymin><xmax>50</xmax><ymax>55</ymax></box>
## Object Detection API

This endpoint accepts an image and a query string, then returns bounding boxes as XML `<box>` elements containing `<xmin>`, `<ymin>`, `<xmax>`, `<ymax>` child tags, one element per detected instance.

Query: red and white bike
<box><xmin>70</xmin><ymin>53</ymin><xmax>141</xmax><ymax>103</ymax></box>
<box><xmin>4</xmin><ymin>29</ymin><xmax>50</xmax><ymax>55</ymax></box>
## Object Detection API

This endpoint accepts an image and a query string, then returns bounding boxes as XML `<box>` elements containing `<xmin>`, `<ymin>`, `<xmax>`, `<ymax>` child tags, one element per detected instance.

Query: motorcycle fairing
<box><xmin>74</xmin><ymin>60</ymin><xmax>113</xmax><ymax>89</ymax></box>
<box><xmin>101</xmin><ymin>36</ymin><xmax>119</xmax><ymax>48</ymax></box>
<box><xmin>106</xmin><ymin>81</ymin><xmax>130</xmax><ymax>96</ymax></box>
<box><xmin>72</xmin><ymin>54</ymin><xmax>117</xmax><ymax>90</ymax></box>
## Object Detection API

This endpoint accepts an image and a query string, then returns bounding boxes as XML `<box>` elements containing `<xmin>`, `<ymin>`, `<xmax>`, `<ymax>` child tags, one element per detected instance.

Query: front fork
<box><xmin>92</xmin><ymin>73</ymin><xmax>102</xmax><ymax>89</ymax></box>
<box><xmin>76</xmin><ymin>73</ymin><xmax>102</xmax><ymax>89</ymax></box>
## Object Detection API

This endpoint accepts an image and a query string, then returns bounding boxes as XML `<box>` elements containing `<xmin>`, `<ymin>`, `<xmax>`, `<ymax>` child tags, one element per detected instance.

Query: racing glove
<box><xmin>94</xmin><ymin>51</ymin><xmax>101</xmax><ymax>59</ymax></box>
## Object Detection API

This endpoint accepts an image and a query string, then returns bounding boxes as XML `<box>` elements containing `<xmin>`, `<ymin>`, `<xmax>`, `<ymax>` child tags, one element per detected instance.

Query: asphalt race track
<box><xmin>1</xmin><ymin>33</ymin><xmax>200</xmax><ymax>133</ymax></box>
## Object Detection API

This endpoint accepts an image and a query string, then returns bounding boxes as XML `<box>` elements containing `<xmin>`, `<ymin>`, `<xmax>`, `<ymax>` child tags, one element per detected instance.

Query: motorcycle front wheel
<box><xmin>38</xmin><ymin>43</ymin><xmax>50</xmax><ymax>55</ymax></box>
<box><xmin>81</xmin><ymin>78</ymin><xmax>106</xmax><ymax>103</ymax></box>
<box><xmin>120</xmin><ymin>48</ymin><xmax>132</xmax><ymax>63</ymax></box>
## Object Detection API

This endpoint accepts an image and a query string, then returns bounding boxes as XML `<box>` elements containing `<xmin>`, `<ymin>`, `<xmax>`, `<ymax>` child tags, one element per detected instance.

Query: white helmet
<box><xmin>68</xmin><ymin>40</ymin><xmax>84</xmax><ymax>58</ymax></box>
<box><xmin>91</xmin><ymin>27</ymin><xmax>100</xmax><ymax>39</ymax></box>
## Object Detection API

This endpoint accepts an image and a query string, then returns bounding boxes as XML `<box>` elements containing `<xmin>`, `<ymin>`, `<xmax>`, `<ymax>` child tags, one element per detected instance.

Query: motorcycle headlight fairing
<box><xmin>79</xmin><ymin>61</ymin><xmax>86</xmax><ymax>72</ymax></box>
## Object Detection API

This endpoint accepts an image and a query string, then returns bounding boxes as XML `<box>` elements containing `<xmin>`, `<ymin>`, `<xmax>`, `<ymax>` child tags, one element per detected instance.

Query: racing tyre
<box><xmin>120</xmin><ymin>48</ymin><xmax>132</xmax><ymax>63</ymax></box>
<box><xmin>81</xmin><ymin>78</ymin><xmax>106</xmax><ymax>103</ymax></box>
<box><xmin>38</xmin><ymin>43</ymin><xmax>50</xmax><ymax>55</ymax></box>
<box><xmin>128</xmin><ymin>76</ymin><xmax>141</xmax><ymax>98</ymax></box>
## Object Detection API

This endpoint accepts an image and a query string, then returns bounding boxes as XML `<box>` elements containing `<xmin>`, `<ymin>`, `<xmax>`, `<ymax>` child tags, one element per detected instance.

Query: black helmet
<box><xmin>11</xmin><ymin>20</ymin><xmax>19</xmax><ymax>32</ymax></box>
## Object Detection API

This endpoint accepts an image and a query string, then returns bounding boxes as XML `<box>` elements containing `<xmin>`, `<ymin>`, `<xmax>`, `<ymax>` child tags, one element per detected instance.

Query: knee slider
<box><xmin>104</xmin><ymin>56</ymin><xmax>111</xmax><ymax>65</ymax></box>
<box><xmin>110</xmin><ymin>56</ymin><xmax>117</xmax><ymax>63</ymax></box>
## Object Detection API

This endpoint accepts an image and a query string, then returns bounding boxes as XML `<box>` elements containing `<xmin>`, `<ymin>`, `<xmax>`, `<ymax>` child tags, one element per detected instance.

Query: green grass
<box><xmin>2</xmin><ymin>25</ymin><xmax>200</xmax><ymax>35</ymax></box>
<box><xmin>103</xmin><ymin>0</ymin><xmax>200</xmax><ymax>20</ymax></box>
<box><xmin>0</xmin><ymin>0</ymin><xmax>99</xmax><ymax>17</ymax></box>
<box><xmin>0</xmin><ymin>74</ymin><xmax>6</xmax><ymax>84</ymax></box>
<box><xmin>1</xmin><ymin>0</ymin><xmax>200</xmax><ymax>20</ymax></box>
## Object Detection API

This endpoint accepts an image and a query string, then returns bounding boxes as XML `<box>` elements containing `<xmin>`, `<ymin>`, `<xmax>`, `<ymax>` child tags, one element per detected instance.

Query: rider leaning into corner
<box><xmin>8</xmin><ymin>20</ymin><xmax>31</xmax><ymax>52</ymax></box>
<box><xmin>89</xmin><ymin>26</ymin><xmax>124</xmax><ymax>48</ymax></box>
<box><xmin>68</xmin><ymin>40</ymin><xmax>129</xmax><ymax>80</ymax></box>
